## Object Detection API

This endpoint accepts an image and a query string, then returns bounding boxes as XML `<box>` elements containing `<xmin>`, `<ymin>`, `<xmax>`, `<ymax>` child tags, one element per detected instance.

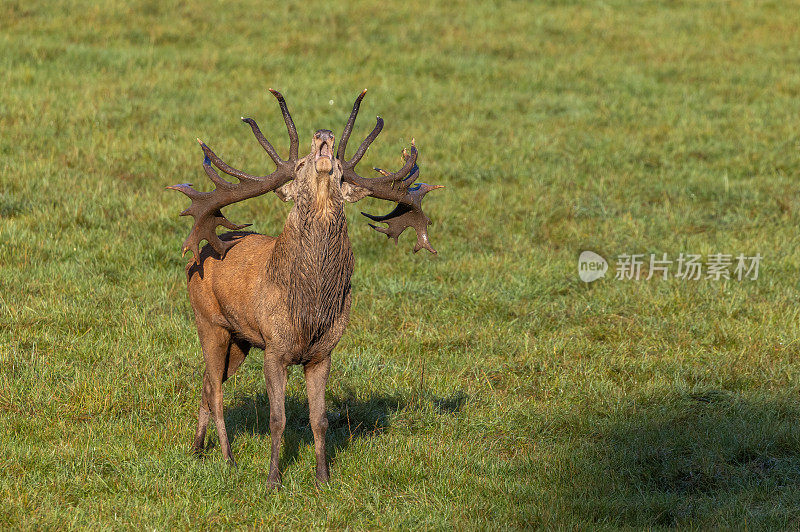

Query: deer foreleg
<box><xmin>304</xmin><ymin>355</ymin><xmax>331</xmax><ymax>485</ymax></box>
<box><xmin>263</xmin><ymin>352</ymin><xmax>288</xmax><ymax>491</ymax></box>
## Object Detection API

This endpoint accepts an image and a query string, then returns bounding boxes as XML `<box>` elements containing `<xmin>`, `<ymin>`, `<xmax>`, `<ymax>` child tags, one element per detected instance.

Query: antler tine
<box><xmin>241</xmin><ymin>89</ymin><xmax>301</xmax><ymax>165</ymax></box>
<box><xmin>366</xmin><ymin>145</ymin><xmax>419</xmax><ymax>186</ymax></box>
<box><xmin>268</xmin><ymin>88</ymin><xmax>299</xmax><ymax>161</ymax></box>
<box><xmin>342</xmin><ymin>146</ymin><xmax>418</xmax><ymax>198</ymax></box>
<box><xmin>241</xmin><ymin>118</ymin><xmax>282</xmax><ymax>165</ymax></box>
<box><xmin>200</xmin><ymin>153</ymin><xmax>236</xmax><ymax>190</ymax></box>
<box><xmin>338</xmin><ymin>90</ymin><xmax>384</xmax><ymax>168</ymax></box>
<box><xmin>347</xmin><ymin>117</ymin><xmax>384</xmax><ymax>169</ymax></box>
<box><xmin>168</xmin><ymin>90</ymin><xmax>300</xmax><ymax>264</ymax></box>
<box><xmin>198</xmin><ymin>140</ymin><xmax>264</xmax><ymax>182</ymax></box>
<box><xmin>337</xmin><ymin>89</ymin><xmax>367</xmax><ymax>161</ymax></box>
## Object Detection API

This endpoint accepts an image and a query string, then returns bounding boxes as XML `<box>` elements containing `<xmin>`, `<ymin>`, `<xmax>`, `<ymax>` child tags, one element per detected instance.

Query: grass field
<box><xmin>2</xmin><ymin>0</ymin><xmax>800</xmax><ymax>528</ymax></box>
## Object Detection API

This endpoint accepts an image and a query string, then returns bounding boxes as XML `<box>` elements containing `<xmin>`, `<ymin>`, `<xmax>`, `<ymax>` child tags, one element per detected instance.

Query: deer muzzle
<box><xmin>313</xmin><ymin>129</ymin><xmax>335</xmax><ymax>174</ymax></box>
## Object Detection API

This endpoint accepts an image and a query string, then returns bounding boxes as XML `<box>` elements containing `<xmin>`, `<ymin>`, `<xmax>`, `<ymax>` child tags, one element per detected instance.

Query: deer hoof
<box><xmin>191</xmin><ymin>442</ymin><xmax>208</xmax><ymax>459</ymax></box>
<box><xmin>315</xmin><ymin>470</ymin><xmax>330</xmax><ymax>486</ymax></box>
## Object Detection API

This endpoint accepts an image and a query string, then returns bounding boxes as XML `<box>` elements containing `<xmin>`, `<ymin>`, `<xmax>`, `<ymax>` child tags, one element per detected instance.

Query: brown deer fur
<box><xmin>170</xmin><ymin>91</ymin><xmax>440</xmax><ymax>491</ymax></box>
<box><xmin>188</xmin><ymin>132</ymin><xmax>360</xmax><ymax>488</ymax></box>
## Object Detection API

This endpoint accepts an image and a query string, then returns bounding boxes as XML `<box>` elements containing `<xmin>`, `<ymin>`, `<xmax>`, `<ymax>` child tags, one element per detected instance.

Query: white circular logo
<box><xmin>578</xmin><ymin>251</ymin><xmax>608</xmax><ymax>283</ymax></box>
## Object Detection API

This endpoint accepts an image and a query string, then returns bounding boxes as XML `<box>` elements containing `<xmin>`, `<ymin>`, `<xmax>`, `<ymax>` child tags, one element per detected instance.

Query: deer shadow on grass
<box><xmin>560</xmin><ymin>390</ymin><xmax>800</xmax><ymax>528</ymax></box>
<box><xmin>221</xmin><ymin>386</ymin><xmax>466</xmax><ymax>470</ymax></box>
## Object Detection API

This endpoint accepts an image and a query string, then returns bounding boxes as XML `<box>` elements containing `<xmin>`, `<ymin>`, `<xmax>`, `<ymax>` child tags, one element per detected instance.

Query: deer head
<box><xmin>168</xmin><ymin>89</ymin><xmax>443</xmax><ymax>263</ymax></box>
<box><xmin>271</xmin><ymin>129</ymin><xmax>346</xmax><ymax>212</ymax></box>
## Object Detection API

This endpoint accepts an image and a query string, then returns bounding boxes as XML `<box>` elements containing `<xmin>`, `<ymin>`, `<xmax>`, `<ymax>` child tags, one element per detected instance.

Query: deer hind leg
<box><xmin>193</xmin><ymin>338</ymin><xmax>250</xmax><ymax>455</ymax></box>
<box><xmin>263</xmin><ymin>350</ymin><xmax>288</xmax><ymax>490</ymax></box>
<box><xmin>304</xmin><ymin>355</ymin><xmax>331</xmax><ymax>485</ymax></box>
<box><xmin>192</xmin><ymin>371</ymin><xmax>213</xmax><ymax>454</ymax></box>
<box><xmin>196</xmin><ymin>323</ymin><xmax>237</xmax><ymax>465</ymax></box>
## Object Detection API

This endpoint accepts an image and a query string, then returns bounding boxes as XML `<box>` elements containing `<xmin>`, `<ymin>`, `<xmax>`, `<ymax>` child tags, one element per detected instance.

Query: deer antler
<box><xmin>338</xmin><ymin>90</ymin><xmax>443</xmax><ymax>254</ymax></box>
<box><xmin>167</xmin><ymin>89</ymin><xmax>299</xmax><ymax>264</ymax></box>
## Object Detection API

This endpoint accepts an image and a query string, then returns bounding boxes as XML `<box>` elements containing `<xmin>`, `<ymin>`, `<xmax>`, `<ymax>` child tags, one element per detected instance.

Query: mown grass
<box><xmin>1</xmin><ymin>0</ymin><xmax>800</xmax><ymax>528</ymax></box>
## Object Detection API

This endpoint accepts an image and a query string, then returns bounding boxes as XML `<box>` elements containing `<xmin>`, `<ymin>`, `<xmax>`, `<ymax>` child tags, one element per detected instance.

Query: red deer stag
<box><xmin>168</xmin><ymin>89</ymin><xmax>441</xmax><ymax>489</ymax></box>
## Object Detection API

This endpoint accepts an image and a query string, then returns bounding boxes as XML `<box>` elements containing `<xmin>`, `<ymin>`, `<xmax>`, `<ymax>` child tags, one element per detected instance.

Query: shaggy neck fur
<box><xmin>270</xmin><ymin>174</ymin><xmax>354</xmax><ymax>346</ymax></box>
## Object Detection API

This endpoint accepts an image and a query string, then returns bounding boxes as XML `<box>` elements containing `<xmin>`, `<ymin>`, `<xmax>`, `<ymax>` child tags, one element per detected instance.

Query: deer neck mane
<box><xmin>271</xmin><ymin>180</ymin><xmax>354</xmax><ymax>345</ymax></box>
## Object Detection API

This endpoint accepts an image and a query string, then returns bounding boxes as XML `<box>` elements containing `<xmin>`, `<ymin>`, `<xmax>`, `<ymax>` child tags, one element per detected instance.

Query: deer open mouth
<box><xmin>314</xmin><ymin>138</ymin><xmax>334</xmax><ymax>174</ymax></box>
<box><xmin>315</xmin><ymin>141</ymin><xmax>332</xmax><ymax>161</ymax></box>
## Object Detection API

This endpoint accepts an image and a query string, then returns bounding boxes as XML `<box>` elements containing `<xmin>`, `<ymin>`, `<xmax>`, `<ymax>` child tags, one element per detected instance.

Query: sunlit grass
<box><xmin>1</xmin><ymin>0</ymin><xmax>800</xmax><ymax>528</ymax></box>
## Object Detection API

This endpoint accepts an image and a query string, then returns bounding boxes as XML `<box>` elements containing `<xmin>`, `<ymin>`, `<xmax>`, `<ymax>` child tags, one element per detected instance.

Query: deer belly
<box><xmin>217</xmin><ymin>306</ymin><xmax>265</xmax><ymax>348</ymax></box>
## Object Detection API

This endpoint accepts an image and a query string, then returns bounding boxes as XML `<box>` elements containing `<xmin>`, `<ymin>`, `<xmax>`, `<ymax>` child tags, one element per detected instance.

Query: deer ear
<box><xmin>275</xmin><ymin>160</ymin><xmax>305</xmax><ymax>202</ymax></box>
<box><xmin>341</xmin><ymin>181</ymin><xmax>371</xmax><ymax>203</ymax></box>
<box><xmin>275</xmin><ymin>179</ymin><xmax>298</xmax><ymax>202</ymax></box>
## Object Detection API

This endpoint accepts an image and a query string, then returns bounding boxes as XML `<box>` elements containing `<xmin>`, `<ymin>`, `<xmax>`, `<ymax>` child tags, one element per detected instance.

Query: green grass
<box><xmin>2</xmin><ymin>0</ymin><xmax>800</xmax><ymax>528</ymax></box>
